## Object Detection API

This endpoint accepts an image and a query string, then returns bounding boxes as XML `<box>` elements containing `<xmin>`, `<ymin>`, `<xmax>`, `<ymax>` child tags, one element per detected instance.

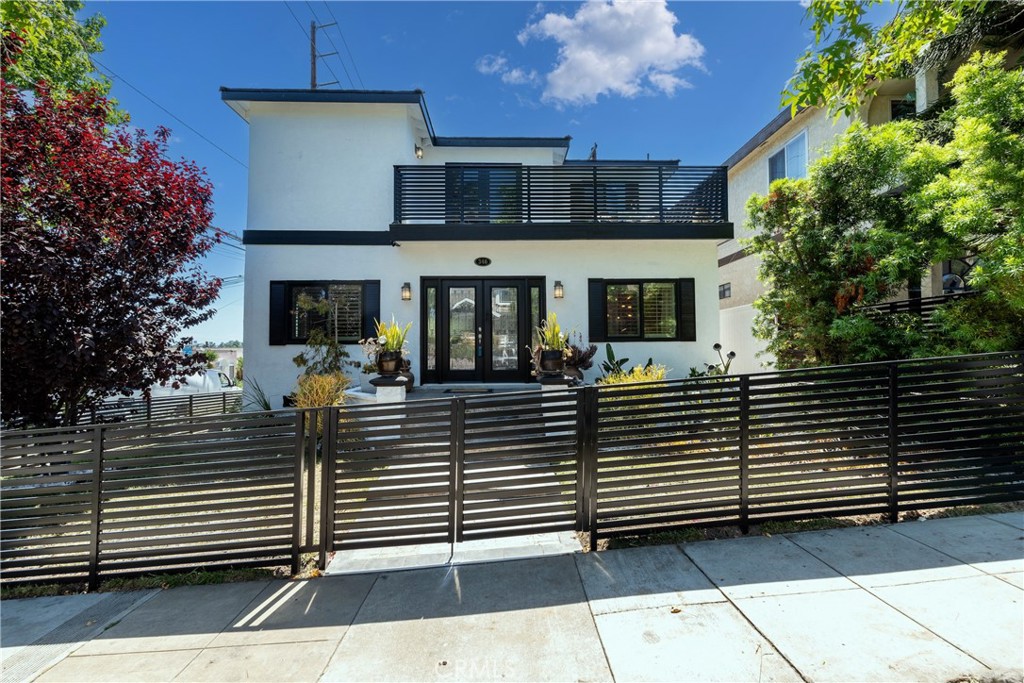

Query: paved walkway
<box><xmin>3</xmin><ymin>513</ymin><xmax>1022</xmax><ymax>682</ymax></box>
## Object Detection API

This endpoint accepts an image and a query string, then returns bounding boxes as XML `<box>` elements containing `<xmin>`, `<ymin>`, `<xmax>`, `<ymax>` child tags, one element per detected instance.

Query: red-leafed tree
<box><xmin>1</xmin><ymin>57</ymin><xmax>220</xmax><ymax>426</ymax></box>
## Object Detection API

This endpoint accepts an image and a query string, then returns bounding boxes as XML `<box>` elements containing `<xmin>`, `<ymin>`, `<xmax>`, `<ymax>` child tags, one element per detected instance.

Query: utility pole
<box><xmin>310</xmin><ymin>21</ymin><xmax>317</xmax><ymax>90</ymax></box>
<box><xmin>309</xmin><ymin>20</ymin><xmax>339</xmax><ymax>90</ymax></box>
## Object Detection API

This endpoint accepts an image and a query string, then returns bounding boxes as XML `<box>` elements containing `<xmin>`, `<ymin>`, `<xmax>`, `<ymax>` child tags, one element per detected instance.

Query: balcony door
<box><xmin>444</xmin><ymin>164</ymin><xmax>522</xmax><ymax>224</ymax></box>
<box><xmin>422</xmin><ymin>278</ymin><xmax>544</xmax><ymax>383</ymax></box>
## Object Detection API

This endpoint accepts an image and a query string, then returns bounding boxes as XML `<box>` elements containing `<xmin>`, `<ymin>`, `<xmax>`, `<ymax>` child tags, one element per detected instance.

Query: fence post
<box><xmin>145</xmin><ymin>395</ymin><xmax>152</xmax><ymax>423</ymax></box>
<box><xmin>887</xmin><ymin>363</ymin><xmax>900</xmax><ymax>523</ymax></box>
<box><xmin>574</xmin><ymin>389</ymin><xmax>586</xmax><ymax>532</ymax></box>
<box><xmin>291</xmin><ymin>410</ymin><xmax>305</xmax><ymax>576</ymax></box>
<box><xmin>87</xmin><ymin>426</ymin><xmax>103</xmax><ymax>591</ymax></box>
<box><xmin>188</xmin><ymin>394</ymin><xmax>194</xmax><ymax>417</ymax></box>
<box><xmin>222</xmin><ymin>392</ymin><xmax>227</xmax><ymax>414</ymax></box>
<box><xmin>583</xmin><ymin>386</ymin><xmax>599</xmax><ymax>551</ymax></box>
<box><xmin>318</xmin><ymin>407</ymin><xmax>337</xmax><ymax>569</ymax></box>
<box><xmin>450</xmin><ymin>398</ymin><xmax>465</xmax><ymax>543</ymax></box>
<box><xmin>739</xmin><ymin>375</ymin><xmax>750</xmax><ymax>534</ymax></box>
<box><xmin>304</xmin><ymin>408</ymin><xmax>317</xmax><ymax>557</ymax></box>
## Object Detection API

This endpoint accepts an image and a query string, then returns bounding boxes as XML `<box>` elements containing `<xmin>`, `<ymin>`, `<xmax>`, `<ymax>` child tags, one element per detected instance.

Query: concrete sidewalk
<box><xmin>3</xmin><ymin>513</ymin><xmax>1022</xmax><ymax>682</ymax></box>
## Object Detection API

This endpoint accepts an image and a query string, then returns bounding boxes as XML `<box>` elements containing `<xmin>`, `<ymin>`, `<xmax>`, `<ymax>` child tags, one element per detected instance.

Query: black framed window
<box><xmin>268</xmin><ymin>280</ymin><xmax>380</xmax><ymax>346</ymax></box>
<box><xmin>719</xmin><ymin>282</ymin><xmax>732</xmax><ymax>299</ymax></box>
<box><xmin>588</xmin><ymin>279</ymin><xmax>695</xmax><ymax>342</ymax></box>
<box><xmin>890</xmin><ymin>98</ymin><xmax>916</xmax><ymax>121</ymax></box>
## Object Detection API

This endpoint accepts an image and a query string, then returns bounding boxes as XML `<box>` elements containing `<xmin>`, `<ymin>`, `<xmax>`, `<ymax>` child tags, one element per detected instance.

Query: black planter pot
<box><xmin>539</xmin><ymin>349</ymin><xmax>565</xmax><ymax>376</ymax></box>
<box><xmin>400</xmin><ymin>360</ymin><xmax>415</xmax><ymax>392</ymax></box>
<box><xmin>377</xmin><ymin>351</ymin><xmax>403</xmax><ymax>376</ymax></box>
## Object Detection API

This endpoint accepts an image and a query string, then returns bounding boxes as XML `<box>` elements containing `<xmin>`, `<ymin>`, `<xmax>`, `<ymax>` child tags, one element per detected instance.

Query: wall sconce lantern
<box><xmin>401</xmin><ymin>282</ymin><xmax>412</xmax><ymax>301</ymax></box>
<box><xmin>553</xmin><ymin>281</ymin><xmax>564</xmax><ymax>299</ymax></box>
<box><xmin>414</xmin><ymin>145</ymin><xmax>424</xmax><ymax>159</ymax></box>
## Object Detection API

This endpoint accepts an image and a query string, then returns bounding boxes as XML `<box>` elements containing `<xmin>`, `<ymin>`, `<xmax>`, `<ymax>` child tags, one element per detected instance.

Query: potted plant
<box><xmin>360</xmin><ymin>317</ymin><xmax>412</xmax><ymax>377</ymax></box>
<box><xmin>564</xmin><ymin>332</ymin><xmax>598</xmax><ymax>381</ymax></box>
<box><xmin>530</xmin><ymin>312</ymin><xmax>572</xmax><ymax>377</ymax></box>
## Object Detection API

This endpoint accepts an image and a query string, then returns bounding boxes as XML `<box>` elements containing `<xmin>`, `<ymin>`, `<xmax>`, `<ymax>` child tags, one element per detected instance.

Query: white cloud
<box><xmin>476</xmin><ymin>54</ymin><xmax>539</xmax><ymax>86</ymax></box>
<box><xmin>518</xmin><ymin>0</ymin><xmax>704</xmax><ymax>106</ymax></box>
<box><xmin>647</xmin><ymin>72</ymin><xmax>692</xmax><ymax>95</ymax></box>
<box><xmin>502</xmin><ymin>67</ymin><xmax>540</xmax><ymax>86</ymax></box>
<box><xmin>476</xmin><ymin>54</ymin><xmax>509</xmax><ymax>75</ymax></box>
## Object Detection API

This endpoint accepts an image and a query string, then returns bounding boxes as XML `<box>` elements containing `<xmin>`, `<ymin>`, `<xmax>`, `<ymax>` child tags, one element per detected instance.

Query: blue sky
<box><xmin>84</xmin><ymin>0</ymin><xmax>887</xmax><ymax>343</ymax></box>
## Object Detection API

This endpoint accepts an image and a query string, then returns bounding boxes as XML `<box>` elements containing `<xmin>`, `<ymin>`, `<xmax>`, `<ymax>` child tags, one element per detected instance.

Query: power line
<box><xmin>284</xmin><ymin>2</ymin><xmax>343</xmax><ymax>88</ymax></box>
<box><xmin>305</xmin><ymin>0</ymin><xmax>355</xmax><ymax>88</ymax></box>
<box><xmin>215</xmin><ymin>295</ymin><xmax>244</xmax><ymax>309</ymax></box>
<box><xmin>90</xmin><ymin>57</ymin><xmax>248</xmax><ymax>170</ymax></box>
<box><xmin>322</xmin><ymin>1</ymin><xmax>365</xmax><ymax>89</ymax></box>
<box><xmin>212</xmin><ymin>240</ymin><xmax>245</xmax><ymax>253</ymax></box>
<box><xmin>208</xmin><ymin>226</ymin><xmax>243</xmax><ymax>243</ymax></box>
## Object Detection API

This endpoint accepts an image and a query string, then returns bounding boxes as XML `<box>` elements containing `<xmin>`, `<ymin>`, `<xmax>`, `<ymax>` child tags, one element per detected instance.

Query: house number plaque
<box><xmin>474</xmin><ymin>257</ymin><xmax>492</xmax><ymax>267</ymax></box>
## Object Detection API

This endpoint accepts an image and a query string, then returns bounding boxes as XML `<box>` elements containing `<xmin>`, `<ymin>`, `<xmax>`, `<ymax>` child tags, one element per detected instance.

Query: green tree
<box><xmin>745</xmin><ymin>121</ymin><xmax>945</xmax><ymax>366</ymax></box>
<box><xmin>785</xmin><ymin>0</ymin><xmax>1023</xmax><ymax>116</ymax></box>
<box><xmin>1</xmin><ymin>0</ymin><xmax>109</xmax><ymax>96</ymax></box>
<box><xmin>750</xmin><ymin>52</ymin><xmax>1024</xmax><ymax>367</ymax></box>
<box><xmin>913</xmin><ymin>51</ymin><xmax>1024</xmax><ymax>312</ymax></box>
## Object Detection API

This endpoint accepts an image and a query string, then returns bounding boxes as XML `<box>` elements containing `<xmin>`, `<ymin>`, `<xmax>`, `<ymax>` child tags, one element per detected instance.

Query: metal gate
<box><xmin>323</xmin><ymin>389</ymin><xmax>583</xmax><ymax>556</ymax></box>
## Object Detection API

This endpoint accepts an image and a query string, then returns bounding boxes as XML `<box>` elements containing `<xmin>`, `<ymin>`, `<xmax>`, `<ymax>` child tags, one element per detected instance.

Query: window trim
<box><xmin>273</xmin><ymin>280</ymin><xmax>379</xmax><ymax>346</ymax></box>
<box><xmin>767</xmin><ymin>129</ymin><xmax>808</xmax><ymax>187</ymax></box>
<box><xmin>599</xmin><ymin>279</ymin><xmax>685</xmax><ymax>342</ymax></box>
<box><xmin>719</xmin><ymin>282</ymin><xmax>732</xmax><ymax>300</ymax></box>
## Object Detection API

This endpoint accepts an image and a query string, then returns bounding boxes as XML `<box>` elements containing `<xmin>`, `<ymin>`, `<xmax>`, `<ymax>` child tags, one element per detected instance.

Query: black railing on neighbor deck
<box><xmin>1</xmin><ymin>351</ymin><xmax>1021</xmax><ymax>588</ymax></box>
<box><xmin>859</xmin><ymin>291</ymin><xmax>977</xmax><ymax>332</ymax></box>
<box><xmin>393</xmin><ymin>164</ymin><xmax>729</xmax><ymax>225</ymax></box>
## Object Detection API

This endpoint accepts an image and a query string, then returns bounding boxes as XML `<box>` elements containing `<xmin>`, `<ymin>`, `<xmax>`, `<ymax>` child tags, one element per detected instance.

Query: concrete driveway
<box><xmin>3</xmin><ymin>512</ymin><xmax>1021</xmax><ymax>683</ymax></box>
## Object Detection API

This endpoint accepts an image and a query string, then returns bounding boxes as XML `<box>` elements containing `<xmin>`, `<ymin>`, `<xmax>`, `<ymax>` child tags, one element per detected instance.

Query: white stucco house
<box><xmin>222</xmin><ymin>88</ymin><xmax>732</xmax><ymax>405</ymax></box>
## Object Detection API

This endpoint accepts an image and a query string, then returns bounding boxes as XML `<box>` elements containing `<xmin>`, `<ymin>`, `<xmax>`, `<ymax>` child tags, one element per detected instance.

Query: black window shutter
<box><xmin>361</xmin><ymin>281</ymin><xmax>381</xmax><ymax>340</ymax></box>
<box><xmin>678</xmin><ymin>278</ymin><xmax>696</xmax><ymax>341</ymax></box>
<box><xmin>269</xmin><ymin>282</ymin><xmax>288</xmax><ymax>346</ymax></box>
<box><xmin>588</xmin><ymin>279</ymin><xmax>607</xmax><ymax>342</ymax></box>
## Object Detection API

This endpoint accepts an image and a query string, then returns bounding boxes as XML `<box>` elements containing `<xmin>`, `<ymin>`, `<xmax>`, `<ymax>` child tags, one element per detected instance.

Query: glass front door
<box><xmin>425</xmin><ymin>278</ymin><xmax>541</xmax><ymax>383</ymax></box>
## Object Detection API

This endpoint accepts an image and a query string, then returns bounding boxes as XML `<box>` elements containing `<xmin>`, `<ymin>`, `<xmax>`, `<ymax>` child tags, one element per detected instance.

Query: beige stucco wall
<box><xmin>718</xmin><ymin>107</ymin><xmax>854</xmax><ymax>312</ymax></box>
<box><xmin>717</xmin><ymin>87</ymin><xmax>914</xmax><ymax>369</ymax></box>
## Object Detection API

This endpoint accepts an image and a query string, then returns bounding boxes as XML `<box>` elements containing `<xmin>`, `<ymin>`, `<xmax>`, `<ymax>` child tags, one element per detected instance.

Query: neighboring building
<box><xmin>199</xmin><ymin>347</ymin><xmax>243</xmax><ymax>382</ymax></box>
<box><xmin>720</xmin><ymin>37</ymin><xmax>1024</xmax><ymax>374</ymax></box>
<box><xmin>718</xmin><ymin>79</ymin><xmax>920</xmax><ymax>373</ymax></box>
<box><xmin>222</xmin><ymin>88</ymin><xmax>733</xmax><ymax>405</ymax></box>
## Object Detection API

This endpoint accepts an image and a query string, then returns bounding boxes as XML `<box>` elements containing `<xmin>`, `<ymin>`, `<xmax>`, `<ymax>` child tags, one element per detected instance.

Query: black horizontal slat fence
<box><xmin>460</xmin><ymin>390</ymin><xmax>580</xmax><ymax>540</ymax></box>
<box><xmin>330</xmin><ymin>398</ymin><xmax>455</xmax><ymax>553</ymax></box>
<box><xmin>1</xmin><ymin>410</ymin><xmax>302</xmax><ymax>588</ymax></box>
<box><xmin>393</xmin><ymin>164</ymin><xmax>728</xmax><ymax>225</ymax></box>
<box><xmin>2</xmin><ymin>392</ymin><xmax>244</xmax><ymax>430</ymax></box>
<box><xmin>585</xmin><ymin>351</ymin><xmax>1024</xmax><ymax>544</ymax></box>
<box><xmin>2</xmin><ymin>351</ymin><xmax>1022</xmax><ymax>586</ymax></box>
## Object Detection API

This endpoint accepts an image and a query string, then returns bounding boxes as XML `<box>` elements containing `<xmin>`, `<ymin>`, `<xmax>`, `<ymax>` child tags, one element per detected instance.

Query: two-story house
<box><xmin>717</xmin><ymin>79</ymin><xmax>923</xmax><ymax>374</ymax></box>
<box><xmin>222</xmin><ymin>88</ymin><xmax>732</xmax><ymax>405</ymax></box>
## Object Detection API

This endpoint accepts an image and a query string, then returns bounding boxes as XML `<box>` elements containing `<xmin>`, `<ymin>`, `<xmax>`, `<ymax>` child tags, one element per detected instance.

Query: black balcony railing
<box><xmin>393</xmin><ymin>164</ymin><xmax>728</xmax><ymax>226</ymax></box>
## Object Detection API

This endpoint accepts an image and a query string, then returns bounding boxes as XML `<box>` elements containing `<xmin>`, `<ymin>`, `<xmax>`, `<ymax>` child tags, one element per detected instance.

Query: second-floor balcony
<box><xmin>391</xmin><ymin>163</ymin><xmax>731</xmax><ymax>241</ymax></box>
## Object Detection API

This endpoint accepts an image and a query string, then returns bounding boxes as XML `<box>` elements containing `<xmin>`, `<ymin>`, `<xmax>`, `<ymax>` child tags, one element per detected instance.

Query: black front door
<box><xmin>426</xmin><ymin>278</ymin><xmax>540</xmax><ymax>383</ymax></box>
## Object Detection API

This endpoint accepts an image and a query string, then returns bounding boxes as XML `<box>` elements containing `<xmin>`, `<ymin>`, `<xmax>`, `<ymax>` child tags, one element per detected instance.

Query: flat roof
<box><xmin>434</xmin><ymin>136</ymin><xmax>571</xmax><ymax>149</ymax></box>
<box><xmin>220</xmin><ymin>87</ymin><xmax>572</xmax><ymax>151</ymax></box>
<box><xmin>562</xmin><ymin>159</ymin><xmax>680</xmax><ymax>166</ymax></box>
